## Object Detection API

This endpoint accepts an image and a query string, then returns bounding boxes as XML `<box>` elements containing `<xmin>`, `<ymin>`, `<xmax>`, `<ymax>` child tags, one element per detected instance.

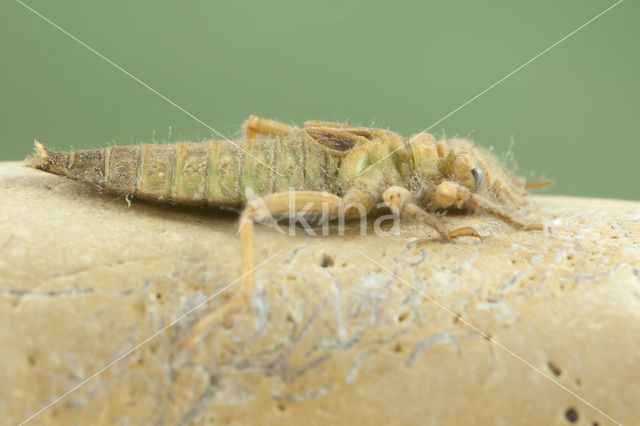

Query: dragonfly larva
<box><xmin>26</xmin><ymin>115</ymin><xmax>550</xmax><ymax>321</ymax></box>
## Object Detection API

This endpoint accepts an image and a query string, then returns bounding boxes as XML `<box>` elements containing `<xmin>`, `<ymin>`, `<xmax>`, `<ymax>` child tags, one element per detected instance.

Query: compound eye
<box><xmin>470</xmin><ymin>166</ymin><xmax>486</xmax><ymax>191</ymax></box>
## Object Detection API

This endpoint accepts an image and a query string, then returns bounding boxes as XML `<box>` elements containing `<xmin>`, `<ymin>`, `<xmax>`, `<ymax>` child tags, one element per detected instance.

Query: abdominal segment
<box><xmin>53</xmin><ymin>137</ymin><xmax>341</xmax><ymax>207</ymax></box>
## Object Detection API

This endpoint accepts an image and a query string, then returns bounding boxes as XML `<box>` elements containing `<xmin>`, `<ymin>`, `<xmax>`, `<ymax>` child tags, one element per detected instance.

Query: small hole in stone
<box><xmin>565</xmin><ymin>407</ymin><xmax>578</xmax><ymax>423</ymax></box>
<box><xmin>547</xmin><ymin>361</ymin><xmax>562</xmax><ymax>376</ymax></box>
<box><xmin>276</xmin><ymin>403</ymin><xmax>286</xmax><ymax>412</ymax></box>
<box><xmin>27</xmin><ymin>354</ymin><xmax>37</xmax><ymax>366</ymax></box>
<box><xmin>392</xmin><ymin>343</ymin><xmax>402</xmax><ymax>353</ymax></box>
<box><xmin>397</xmin><ymin>312</ymin><xmax>409</xmax><ymax>323</ymax></box>
<box><xmin>575</xmin><ymin>378</ymin><xmax>581</xmax><ymax>386</ymax></box>
<box><xmin>156</xmin><ymin>293</ymin><xmax>162</xmax><ymax>299</ymax></box>
<box><xmin>319</xmin><ymin>254</ymin><xmax>334</xmax><ymax>268</ymax></box>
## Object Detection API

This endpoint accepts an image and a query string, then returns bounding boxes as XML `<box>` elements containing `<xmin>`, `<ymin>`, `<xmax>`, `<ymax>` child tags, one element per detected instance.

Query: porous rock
<box><xmin>0</xmin><ymin>162</ymin><xmax>639</xmax><ymax>425</ymax></box>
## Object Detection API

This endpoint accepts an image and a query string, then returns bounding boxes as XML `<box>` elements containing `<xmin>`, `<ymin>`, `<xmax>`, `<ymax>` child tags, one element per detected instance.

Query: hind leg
<box><xmin>238</xmin><ymin>189</ymin><xmax>374</xmax><ymax>297</ymax></box>
<box><xmin>243</xmin><ymin>115</ymin><xmax>402</xmax><ymax>144</ymax></box>
<box><xmin>304</xmin><ymin>120</ymin><xmax>403</xmax><ymax>142</ymax></box>
<box><xmin>185</xmin><ymin>188</ymin><xmax>374</xmax><ymax>348</ymax></box>
<box><xmin>243</xmin><ymin>115</ymin><xmax>298</xmax><ymax>139</ymax></box>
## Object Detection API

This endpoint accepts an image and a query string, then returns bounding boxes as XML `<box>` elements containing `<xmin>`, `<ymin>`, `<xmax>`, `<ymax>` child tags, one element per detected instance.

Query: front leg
<box><xmin>434</xmin><ymin>181</ymin><xmax>543</xmax><ymax>231</ymax></box>
<box><xmin>383</xmin><ymin>186</ymin><xmax>481</xmax><ymax>242</ymax></box>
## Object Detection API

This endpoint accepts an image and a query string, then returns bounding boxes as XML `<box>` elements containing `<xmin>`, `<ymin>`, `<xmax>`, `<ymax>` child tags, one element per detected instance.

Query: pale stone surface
<box><xmin>1</xmin><ymin>161</ymin><xmax>639</xmax><ymax>425</ymax></box>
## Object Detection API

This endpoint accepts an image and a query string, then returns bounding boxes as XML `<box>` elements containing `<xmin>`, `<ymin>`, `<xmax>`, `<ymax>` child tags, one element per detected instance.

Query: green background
<box><xmin>1</xmin><ymin>0</ymin><xmax>638</xmax><ymax>199</ymax></box>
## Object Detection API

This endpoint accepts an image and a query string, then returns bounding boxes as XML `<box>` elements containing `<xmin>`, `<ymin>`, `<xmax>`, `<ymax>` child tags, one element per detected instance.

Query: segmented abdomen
<box><xmin>59</xmin><ymin>137</ymin><xmax>342</xmax><ymax>206</ymax></box>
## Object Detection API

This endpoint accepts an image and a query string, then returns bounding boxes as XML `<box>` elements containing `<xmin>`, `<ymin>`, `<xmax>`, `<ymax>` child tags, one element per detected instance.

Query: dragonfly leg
<box><xmin>184</xmin><ymin>188</ymin><xmax>374</xmax><ymax>348</ymax></box>
<box><xmin>243</xmin><ymin>115</ymin><xmax>297</xmax><ymax>139</ymax></box>
<box><xmin>383</xmin><ymin>186</ymin><xmax>481</xmax><ymax>242</ymax></box>
<box><xmin>433</xmin><ymin>181</ymin><xmax>543</xmax><ymax>231</ymax></box>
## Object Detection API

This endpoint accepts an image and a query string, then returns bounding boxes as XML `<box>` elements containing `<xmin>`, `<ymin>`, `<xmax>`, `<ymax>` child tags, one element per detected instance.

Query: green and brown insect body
<box><xmin>29</xmin><ymin>137</ymin><xmax>347</xmax><ymax>207</ymax></box>
<box><xmin>27</xmin><ymin>118</ymin><xmax>540</xmax><ymax>221</ymax></box>
<box><xmin>27</xmin><ymin>116</ymin><xmax>549</xmax><ymax>319</ymax></box>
